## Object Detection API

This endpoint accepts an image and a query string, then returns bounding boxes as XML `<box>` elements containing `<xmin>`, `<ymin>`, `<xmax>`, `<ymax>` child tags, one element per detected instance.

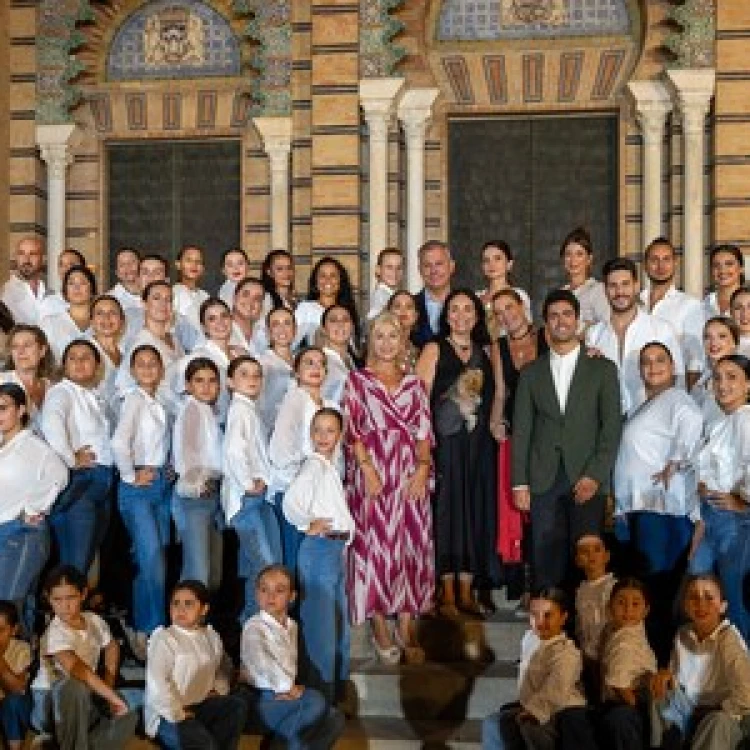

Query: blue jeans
<box><xmin>297</xmin><ymin>536</ymin><xmax>350</xmax><ymax>704</ymax></box>
<box><xmin>0</xmin><ymin>692</ymin><xmax>31</xmax><ymax>742</ymax></box>
<box><xmin>155</xmin><ymin>693</ymin><xmax>247</xmax><ymax>750</ymax></box>
<box><xmin>49</xmin><ymin>465</ymin><xmax>114</xmax><ymax>575</ymax></box>
<box><xmin>482</xmin><ymin>704</ymin><xmax>556</xmax><ymax>750</ymax></box>
<box><xmin>272</xmin><ymin>491</ymin><xmax>303</xmax><ymax>578</ymax></box>
<box><xmin>0</xmin><ymin>519</ymin><xmax>49</xmax><ymax>633</ymax></box>
<box><xmin>231</xmin><ymin>493</ymin><xmax>282</xmax><ymax>622</ymax></box>
<box><xmin>689</xmin><ymin>499</ymin><xmax>750</xmax><ymax>641</ymax></box>
<box><xmin>118</xmin><ymin>469</ymin><xmax>172</xmax><ymax>634</ymax></box>
<box><xmin>628</xmin><ymin>511</ymin><xmax>694</xmax><ymax>575</ymax></box>
<box><xmin>245</xmin><ymin>686</ymin><xmax>344</xmax><ymax>750</ymax></box>
<box><xmin>172</xmin><ymin>490</ymin><xmax>223</xmax><ymax>592</ymax></box>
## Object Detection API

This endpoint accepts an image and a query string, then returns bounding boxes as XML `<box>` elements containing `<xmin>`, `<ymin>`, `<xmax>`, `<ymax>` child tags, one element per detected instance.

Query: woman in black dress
<box><xmin>416</xmin><ymin>289</ymin><xmax>500</xmax><ymax>616</ymax></box>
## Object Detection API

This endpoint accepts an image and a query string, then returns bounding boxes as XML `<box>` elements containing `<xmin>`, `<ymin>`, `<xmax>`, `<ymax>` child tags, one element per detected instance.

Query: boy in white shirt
<box><xmin>367</xmin><ymin>247</ymin><xmax>404</xmax><ymax>321</ymax></box>
<box><xmin>240</xmin><ymin>565</ymin><xmax>344</xmax><ymax>748</ymax></box>
<box><xmin>283</xmin><ymin>407</ymin><xmax>353</xmax><ymax>704</ymax></box>
<box><xmin>0</xmin><ymin>601</ymin><xmax>32</xmax><ymax>750</ymax></box>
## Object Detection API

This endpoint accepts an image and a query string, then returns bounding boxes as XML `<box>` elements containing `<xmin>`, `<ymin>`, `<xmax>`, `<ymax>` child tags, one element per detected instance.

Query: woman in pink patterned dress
<box><xmin>343</xmin><ymin>312</ymin><xmax>434</xmax><ymax>665</ymax></box>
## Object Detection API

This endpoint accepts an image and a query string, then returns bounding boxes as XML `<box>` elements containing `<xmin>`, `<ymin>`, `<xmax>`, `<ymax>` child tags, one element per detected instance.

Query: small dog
<box><xmin>448</xmin><ymin>368</ymin><xmax>484</xmax><ymax>432</ymax></box>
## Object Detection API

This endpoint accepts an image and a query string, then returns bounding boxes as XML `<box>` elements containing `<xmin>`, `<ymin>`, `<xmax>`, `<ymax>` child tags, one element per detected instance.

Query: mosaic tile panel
<box><xmin>438</xmin><ymin>0</ymin><xmax>630</xmax><ymax>40</ymax></box>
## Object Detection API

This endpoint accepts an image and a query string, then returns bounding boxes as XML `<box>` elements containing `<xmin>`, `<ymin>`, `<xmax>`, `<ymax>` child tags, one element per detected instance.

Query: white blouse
<box><xmin>173</xmin><ymin>396</ymin><xmax>222</xmax><ymax>498</ymax></box>
<box><xmin>221</xmin><ymin>394</ymin><xmax>273</xmax><ymax>523</ymax></box>
<box><xmin>1</xmin><ymin>274</ymin><xmax>47</xmax><ymax>326</ymax></box>
<box><xmin>230</xmin><ymin>320</ymin><xmax>268</xmax><ymax>357</ymax></box>
<box><xmin>321</xmin><ymin>347</ymin><xmax>351</xmax><ymax>406</ymax></box>
<box><xmin>575</xmin><ymin>572</ymin><xmax>616</xmax><ymax>660</ymax></box>
<box><xmin>614</xmin><ymin>388</ymin><xmax>703</xmax><ymax>519</ymax></box>
<box><xmin>42</xmin><ymin>379</ymin><xmax>113</xmax><ymax>468</ymax></box>
<box><xmin>218</xmin><ymin>279</ymin><xmax>237</xmax><ymax>308</ymax></box>
<box><xmin>282</xmin><ymin>452</ymin><xmax>354</xmax><ymax>538</ymax></box>
<box><xmin>0</xmin><ymin>429</ymin><xmax>68</xmax><ymax>523</ymax></box>
<box><xmin>696</xmin><ymin>404</ymin><xmax>750</xmax><ymax>498</ymax></box>
<box><xmin>602</xmin><ymin>622</ymin><xmax>657</xmax><ymax>700</ymax></box>
<box><xmin>241</xmin><ymin>611</ymin><xmax>297</xmax><ymax>693</ymax></box>
<box><xmin>145</xmin><ymin>624</ymin><xmax>230</xmax><ymax>737</ymax></box>
<box><xmin>294</xmin><ymin>300</ymin><xmax>325</xmax><ymax>346</ymax></box>
<box><xmin>256</xmin><ymin>350</ymin><xmax>293</xmax><ymax>438</ymax></box>
<box><xmin>566</xmin><ymin>278</ymin><xmax>609</xmax><ymax>330</ymax></box>
<box><xmin>691</xmin><ymin>370</ymin><xmax>724</xmax><ymax>435</ymax></box>
<box><xmin>0</xmin><ymin>371</ymin><xmax>49</xmax><ymax>435</ymax></box>
<box><xmin>172</xmin><ymin>284</ymin><xmax>209</xmax><ymax>329</ymax></box>
<box><xmin>86</xmin><ymin>335</ymin><xmax>124</xmax><ymax>430</ymax></box>
<box><xmin>40</xmin><ymin>311</ymin><xmax>90</xmax><ymax>363</ymax></box>
<box><xmin>107</xmin><ymin>283</ymin><xmax>142</xmax><ymax>311</ymax></box>
<box><xmin>367</xmin><ymin>282</ymin><xmax>396</xmax><ymax>322</ymax></box>
<box><xmin>111</xmin><ymin>387</ymin><xmax>170</xmax><ymax>483</ymax></box>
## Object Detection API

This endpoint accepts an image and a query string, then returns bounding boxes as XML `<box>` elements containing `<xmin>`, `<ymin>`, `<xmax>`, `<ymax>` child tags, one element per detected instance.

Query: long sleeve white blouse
<box><xmin>696</xmin><ymin>404</ymin><xmax>750</xmax><ymax>498</ymax></box>
<box><xmin>40</xmin><ymin>311</ymin><xmax>90</xmax><ymax>364</ymax></box>
<box><xmin>321</xmin><ymin>347</ymin><xmax>351</xmax><ymax>407</ymax></box>
<box><xmin>173</xmin><ymin>396</ymin><xmax>223</xmax><ymax>498</ymax></box>
<box><xmin>256</xmin><ymin>351</ymin><xmax>293</xmax><ymax>438</ymax></box>
<box><xmin>241</xmin><ymin>611</ymin><xmax>297</xmax><ymax>693</ymax></box>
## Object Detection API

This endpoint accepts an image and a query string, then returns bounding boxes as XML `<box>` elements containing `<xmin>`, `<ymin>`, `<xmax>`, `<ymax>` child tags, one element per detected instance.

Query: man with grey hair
<box><xmin>414</xmin><ymin>240</ymin><xmax>456</xmax><ymax>346</ymax></box>
<box><xmin>1</xmin><ymin>236</ymin><xmax>47</xmax><ymax>325</ymax></box>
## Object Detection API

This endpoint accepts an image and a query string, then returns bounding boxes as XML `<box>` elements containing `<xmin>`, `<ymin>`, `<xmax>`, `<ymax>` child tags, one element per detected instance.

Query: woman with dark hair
<box><xmin>387</xmin><ymin>291</ymin><xmax>422</xmax><ymax>375</ymax></box>
<box><xmin>295</xmin><ymin>256</ymin><xmax>361</xmax><ymax>345</ymax></box>
<box><xmin>416</xmin><ymin>289</ymin><xmax>500</xmax><ymax>616</ymax></box>
<box><xmin>261</xmin><ymin>249</ymin><xmax>297</xmax><ymax>313</ymax></box>
<box><xmin>704</xmin><ymin>243</ymin><xmax>744</xmax><ymax>319</ymax></box>
<box><xmin>87</xmin><ymin>295</ymin><xmax>126</xmax><ymax>426</ymax></box>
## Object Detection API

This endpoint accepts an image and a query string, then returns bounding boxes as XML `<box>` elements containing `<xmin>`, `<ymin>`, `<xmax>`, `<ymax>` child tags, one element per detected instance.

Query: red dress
<box><xmin>343</xmin><ymin>368</ymin><xmax>435</xmax><ymax>624</ymax></box>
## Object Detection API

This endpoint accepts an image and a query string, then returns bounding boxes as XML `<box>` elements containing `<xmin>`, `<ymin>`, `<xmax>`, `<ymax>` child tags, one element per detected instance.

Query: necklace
<box><xmin>509</xmin><ymin>325</ymin><xmax>533</xmax><ymax>342</ymax></box>
<box><xmin>448</xmin><ymin>336</ymin><xmax>471</xmax><ymax>353</ymax></box>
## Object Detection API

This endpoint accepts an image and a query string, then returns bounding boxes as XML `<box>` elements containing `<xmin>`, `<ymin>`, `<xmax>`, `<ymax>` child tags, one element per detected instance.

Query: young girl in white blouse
<box><xmin>257</xmin><ymin>306</ymin><xmax>296</xmax><ymax>436</ymax></box>
<box><xmin>223</xmin><ymin>356</ymin><xmax>280</xmax><ymax>622</ymax></box>
<box><xmin>283</xmin><ymin>408</ymin><xmax>353</xmax><ymax>704</ymax></box>
<box><xmin>111</xmin><ymin>344</ymin><xmax>172</xmax><ymax>655</ymax></box>
<box><xmin>650</xmin><ymin>574</ymin><xmax>750</xmax><ymax>750</ymax></box>
<box><xmin>145</xmin><ymin>580</ymin><xmax>247</xmax><ymax>750</ymax></box>
<box><xmin>172</xmin><ymin>357</ymin><xmax>224</xmax><ymax>592</ymax></box>
<box><xmin>319</xmin><ymin>304</ymin><xmax>357</xmax><ymax>406</ymax></box>
<box><xmin>218</xmin><ymin>247</ymin><xmax>249</xmax><ymax>308</ymax></box>
<box><xmin>31</xmin><ymin>565</ymin><xmax>137</xmax><ymax>750</ymax></box>
<box><xmin>172</xmin><ymin>245</ymin><xmax>210</xmax><ymax>330</ymax></box>
<box><xmin>42</xmin><ymin>339</ymin><xmax>114</xmax><ymax>575</ymax></box>
<box><xmin>0</xmin><ymin>383</ymin><xmax>67</xmax><ymax>632</ymax></box>
<box><xmin>270</xmin><ymin>346</ymin><xmax>335</xmax><ymax>575</ymax></box>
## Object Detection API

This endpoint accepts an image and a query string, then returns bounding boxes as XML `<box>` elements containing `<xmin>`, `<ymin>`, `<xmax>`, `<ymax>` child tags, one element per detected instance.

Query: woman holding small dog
<box><xmin>416</xmin><ymin>290</ymin><xmax>501</xmax><ymax>617</ymax></box>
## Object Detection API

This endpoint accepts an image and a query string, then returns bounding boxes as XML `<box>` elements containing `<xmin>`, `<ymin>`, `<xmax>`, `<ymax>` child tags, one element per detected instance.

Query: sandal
<box><xmin>370</xmin><ymin>622</ymin><xmax>401</xmax><ymax>665</ymax></box>
<box><xmin>395</xmin><ymin>627</ymin><xmax>425</xmax><ymax>665</ymax></box>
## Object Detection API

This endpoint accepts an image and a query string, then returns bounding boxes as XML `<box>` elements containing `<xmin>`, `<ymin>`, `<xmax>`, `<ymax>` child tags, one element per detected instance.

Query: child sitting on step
<box><xmin>0</xmin><ymin>601</ymin><xmax>32</xmax><ymax>750</ymax></box>
<box><xmin>481</xmin><ymin>587</ymin><xmax>586</xmax><ymax>750</ymax></box>
<box><xmin>240</xmin><ymin>564</ymin><xmax>344</xmax><ymax>748</ymax></box>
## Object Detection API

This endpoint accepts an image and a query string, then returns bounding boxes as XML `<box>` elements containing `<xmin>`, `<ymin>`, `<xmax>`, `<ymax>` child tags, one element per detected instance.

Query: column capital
<box><xmin>360</xmin><ymin>78</ymin><xmax>404</xmax><ymax>143</ymax></box>
<box><xmin>253</xmin><ymin>116</ymin><xmax>293</xmax><ymax>166</ymax></box>
<box><xmin>627</xmin><ymin>80</ymin><xmax>673</xmax><ymax>143</ymax></box>
<box><xmin>36</xmin><ymin>123</ymin><xmax>77</xmax><ymax>179</ymax></box>
<box><xmin>397</xmin><ymin>88</ymin><xmax>439</xmax><ymax>139</ymax></box>
<box><xmin>665</xmin><ymin>68</ymin><xmax>716</xmax><ymax>133</ymax></box>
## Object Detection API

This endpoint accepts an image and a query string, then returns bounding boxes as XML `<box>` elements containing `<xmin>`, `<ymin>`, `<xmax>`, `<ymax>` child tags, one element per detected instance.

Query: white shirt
<box><xmin>367</xmin><ymin>282</ymin><xmax>396</xmax><ymax>321</ymax></box>
<box><xmin>0</xmin><ymin>429</ymin><xmax>68</xmax><ymax>522</ymax></box>
<box><xmin>172</xmin><ymin>284</ymin><xmax>210</xmax><ymax>330</ymax></box>
<box><xmin>230</xmin><ymin>320</ymin><xmax>268</xmax><ymax>357</ymax></box>
<box><xmin>566</xmin><ymin>278</ymin><xmax>609</xmax><ymax>329</ymax></box>
<box><xmin>145</xmin><ymin>624</ymin><xmax>230</xmax><ymax>737</ymax></box>
<box><xmin>122</xmin><ymin>307</ymin><xmax>203</xmax><ymax>356</ymax></box>
<box><xmin>173</xmin><ymin>396</ymin><xmax>223</xmax><ymax>498</ymax></box>
<box><xmin>691</xmin><ymin>370</ymin><xmax>724</xmax><ymax>434</ymax></box>
<box><xmin>85</xmin><ymin>334</ymin><xmax>124</xmax><ymax>429</ymax></box>
<box><xmin>641</xmin><ymin>286</ymin><xmax>705</xmax><ymax>373</ymax></box>
<box><xmin>1</xmin><ymin>274</ymin><xmax>47</xmax><ymax>325</ymax></box>
<box><xmin>0</xmin><ymin>639</ymin><xmax>31</xmax><ymax>700</ymax></box>
<box><xmin>38</xmin><ymin>292</ymin><xmax>68</xmax><ymax>319</ymax></box>
<box><xmin>283</xmin><ymin>452</ymin><xmax>354</xmax><ymax>538</ymax></box>
<box><xmin>518</xmin><ymin>630</ymin><xmax>586</xmax><ymax>724</ymax></box>
<box><xmin>42</xmin><ymin>379</ymin><xmax>113</xmax><ymax>468</ymax></box>
<box><xmin>702</xmin><ymin>291</ymin><xmax>729</xmax><ymax>321</ymax></box>
<box><xmin>256</xmin><ymin>351</ymin><xmax>293</xmax><ymax>438</ymax></box>
<box><xmin>602</xmin><ymin>622</ymin><xmax>657</xmax><ymax>700</ymax></box>
<box><xmin>696</xmin><ymin>404</ymin><xmax>750</xmax><ymax>497</ymax></box>
<box><xmin>575</xmin><ymin>573</ymin><xmax>616</xmax><ymax>660</ymax></box>
<box><xmin>0</xmin><ymin>371</ymin><xmax>49</xmax><ymax>435</ymax></box>
<box><xmin>221</xmin><ymin>394</ymin><xmax>273</xmax><ymax>522</ymax></box>
<box><xmin>321</xmin><ymin>348</ymin><xmax>351</xmax><ymax>407</ymax></box>
<box><xmin>218</xmin><ymin>279</ymin><xmax>237</xmax><ymax>308</ymax></box>
<box><xmin>294</xmin><ymin>300</ymin><xmax>325</xmax><ymax>346</ymax></box>
<box><xmin>548</xmin><ymin>344</ymin><xmax>581</xmax><ymax>412</ymax></box>
<box><xmin>108</xmin><ymin>282</ymin><xmax>142</xmax><ymax>311</ymax></box>
<box><xmin>740</xmin><ymin>336</ymin><xmax>750</xmax><ymax>358</ymax></box>
<box><xmin>586</xmin><ymin>308</ymin><xmax>685</xmax><ymax>415</ymax></box>
<box><xmin>671</xmin><ymin>620</ymin><xmax>750</xmax><ymax>717</ymax></box>
<box><xmin>424</xmin><ymin>290</ymin><xmax>443</xmax><ymax>335</ymax></box>
<box><xmin>614</xmin><ymin>388</ymin><xmax>703</xmax><ymax>520</ymax></box>
<box><xmin>32</xmin><ymin>612</ymin><xmax>111</xmax><ymax>691</ymax></box>
<box><xmin>40</xmin><ymin>311</ymin><xmax>90</xmax><ymax>363</ymax></box>
<box><xmin>111</xmin><ymin>387</ymin><xmax>169</xmax><ymax>483</ymax></box>
<box><xmin>241</xmin><ymin>611</ymin><xmax>297</xmax><ymax>693</ymax></box>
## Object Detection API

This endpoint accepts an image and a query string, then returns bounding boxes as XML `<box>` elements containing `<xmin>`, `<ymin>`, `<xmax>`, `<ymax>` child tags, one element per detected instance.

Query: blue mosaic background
<box><xmin>108</xmin><ymin>0</ymin><xmax>241</xmax><ymax>81</ymax></box>
<box><xmin>438</xmin><ymin>0</ymin><xmax>631</xmax><ymax>40</ymax></box>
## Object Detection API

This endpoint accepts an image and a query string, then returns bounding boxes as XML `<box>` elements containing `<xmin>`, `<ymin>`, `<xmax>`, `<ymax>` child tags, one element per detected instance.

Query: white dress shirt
<box><xmin>367</xmin><ymin>282</ymin><xmax>396</xmax><ymax>321</ymax></box>
<box><xmin>256</xmin><ymin>351</ymin><xmax>293</xmax><ymax>438</ymax></box>
<box><xmin>1</xmin><ymin>274</ymin><xmax>47</xmax><ymax>325</ymax></box>
<box><xmin>548</xmin><ymin>345</ymin><xmax>581</xmax><ymax>412</ymax></box>
<box><xmin>107</xmin><ymin>283</ymin><xmax>143</xmax><ymax>311</ymax></box>
<box><xmin>40</xmin><ymin>311</ymin><xmax>90</xmax><ymax>363</ymax></box>
<box><xmin>111</xmin><ymin>387</ymin><xmax>169</xmax><ymax>483</ymax></box>
<box><xmin>586</xmin><ymin>308</ymin><xmax>685</xmax><ymax>415</ymax></box>
<box><xmin>641</xmin><ymin>286</ymin><xmax>705</xmax><ymax>373</ymax></box>
<box><xmin>32</xmin><ymin>612</ymin><xmax>111</xmax><ymax>691</ymax></box>
<box><xmin>294</xmin><ymin>300</ymin><xmax>325</xmax><ymax>346</ymax></box>
<box><xmin>696</xmin><ymin>404</ymin><xmax>750</xmax><ymax>497</ymax></box>
<box><xmin>575</xmin><ymin>572</ymin><xmax>616</xmax><ymax>660</ymax></box>
<box><xmin>517</xmin><ymin>630</ymin><xmax>586</xmax><ymax>724</ymax></box>
<box><xmin>321</xmin><ymin>347</ymin><xmax>351</xmax><ymax>407</ymax></box>
<box><xmin>221</xmin><ymin>394</ymin><xmax>273</xmax><ymax>523</ymax></box>
<box><xmin>0</xmin><ymin>429</ymin><xmax>68</xmax><ymax>522</ymax></box>
<box><xmin>41</xmin><ymin>379</ymin><xmax>113</xmax><ymax>468</ymax></box>
<box><xmin>602</xmin><ymin>622</ymin><xmax>657</xmax><ymax>700</ymax></box>
<box><xmin>282</xmin><ymin>452</ymin><xmax>354</xmax><ymax>538</ymax></box>
<box><xmin>173</xmin><ymin>396</ymin><xmax>223</xmax><ymax>498</ymax></box>
<box><xmin>145</xmin><ymin>624</ymin><xmax>230</xmax><ymax>737</ymax></box>
<box><xmin>565</xmin><ymin>278</ymin><xmax>609</xmax><ymax>329</ymax></box>
<box><xmin>241</xmin><ymin>611</ymin><xmax>297</xmax><ymax>693</ymax></box>
<box><xmin>614</xmin><ymin>387</ymin><xmax>703</xmax><ymax>520</ymax></box>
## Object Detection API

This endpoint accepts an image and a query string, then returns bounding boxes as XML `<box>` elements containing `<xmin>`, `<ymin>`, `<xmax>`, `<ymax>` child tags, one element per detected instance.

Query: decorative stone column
<box><xmin>666</xmin><ymin>69</ymin><xmax>716</xmax><ymax>297</ymax></box>
<box><xmin>36</xmin><ymin>123</ymin><xmax>76</xmax><ymax>291</ymax></box>
<box><xmin>253</xmin><ymin>116</ymin><xmax>293</xmax><ymax>251</ymax></box>
<box><xmin>360</xmin><ymin>77</ymin><xmax>404</xmax><ymax>295</ymax></box>
<box><xmin>397</xmin><ymin>88</ymin><xmax>439</xmax><ymax>293</ymax></box>
<box><xmin>627</xmin><ymin>81</ymin><xmax>672</xmax><ymax>247</ymax></box>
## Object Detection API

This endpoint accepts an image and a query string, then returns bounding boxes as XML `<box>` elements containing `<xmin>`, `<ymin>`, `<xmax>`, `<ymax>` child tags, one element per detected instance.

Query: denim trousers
<box><xmin>231</xmin><ymin>492</ymin><xmax>282</xmax><ymax>622</ymax></box>
<box><xmin>245</xmin><ymin>685</ymin><xmax>344</xmax><ymax>750</ymax></box>
<box><xmin>117</xmin><ymin>469</ymin><xmax>172</xmax><ymax>634</ymax></box>
<box><xmin>172</xmin><ymin>489</ymin><xmax>223</xmax><ymax>592</ymax></box>
<box><xmin>689</xmin><ymin>499</ymin><xmax>750</xmax><ymax>641</ymax></box>
<box><xmin>297</xmin><ymin>536</ymin><xmax>350</xmax><ymax>704</ymax></box>
<box><xmin>628</xmin><ymin>511</ymin><xmax>694</xmax><ymax>575</ymax></box>
<box><xmin>0</xmin><ymin>692</ymin><xmax>31</xmax><ymax>742</ymax></box>
<box><xmin>49</xmin><ymin>464</ymin><xmax>114</xmax><ymax>575</ymax></box>
<box><xmin>272</xmin><ymin>491</ymin><xmax>304</xmax><ymax>578</ymax></box>
<box><xmin>482</xmin><ymin>704</ymin><xmax>556</xmax><ymax>750</ymax></box>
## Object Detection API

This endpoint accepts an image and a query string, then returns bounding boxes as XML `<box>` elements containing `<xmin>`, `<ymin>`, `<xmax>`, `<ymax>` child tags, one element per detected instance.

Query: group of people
<box><xmin>0</xmin><ymin>227</ymin><xmax>748</xmax><ymax>749</ymax></box>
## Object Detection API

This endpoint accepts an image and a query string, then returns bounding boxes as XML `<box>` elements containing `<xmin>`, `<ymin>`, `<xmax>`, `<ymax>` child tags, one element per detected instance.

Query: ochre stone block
<box><xmin>311</xmin><ymin>54</ymin><xmax>358</xmax><ymax>86</ymax></box>
<box><xmin>311</xmin><ymin>215</ymin><xmax>359</xmax><ymax>247</ymax></box>
<box><xmin>311</xmin><ymin>134</ymin><xmax>359</xmax><ymax>168</ymax></box>
<box><xmin>311</xmin><ymin>174</ymin><xmax>360</xmax><ymax>208</ymax></box>
<box><xmin>311</xmin><ymin>94</ymin><xmax>360</xmax><ymax>127</ymax></box>
<box><xmin>311</xmin><ymin>13</ymin><xmax>358</xmax><ymax>46</ymax></box>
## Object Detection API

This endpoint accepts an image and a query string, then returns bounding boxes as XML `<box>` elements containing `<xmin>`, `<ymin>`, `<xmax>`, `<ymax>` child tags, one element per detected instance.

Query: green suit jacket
<box><xmin>511</xmin><ymin>348</ymin><xmax>622</xmax><ymax>495</ymax></box>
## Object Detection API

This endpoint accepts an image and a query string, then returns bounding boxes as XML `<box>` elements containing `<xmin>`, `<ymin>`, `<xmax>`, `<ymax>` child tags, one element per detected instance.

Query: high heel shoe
<box><xmin>370</xmin><ymin>623</ymin><xmax>402</xmax><ymax>665</ymax></box>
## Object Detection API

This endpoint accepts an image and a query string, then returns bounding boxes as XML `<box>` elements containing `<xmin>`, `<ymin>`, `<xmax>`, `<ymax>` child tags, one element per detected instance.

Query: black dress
<box><xmin>431</xmin><ymin>338</ymin><xmax>498</xmax><ymax>583</ymax></box>
<box><xmin>498</xmin><ymin>328</ymin><xmax>549</xmax><ymax>429</ymax></box>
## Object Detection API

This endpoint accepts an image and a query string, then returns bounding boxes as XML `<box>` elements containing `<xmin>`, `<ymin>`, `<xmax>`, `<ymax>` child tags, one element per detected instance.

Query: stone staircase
<box><xmin>123</xmin><ymin>597</ymin><xmax>526</xmax><ymax>749</ymax></box>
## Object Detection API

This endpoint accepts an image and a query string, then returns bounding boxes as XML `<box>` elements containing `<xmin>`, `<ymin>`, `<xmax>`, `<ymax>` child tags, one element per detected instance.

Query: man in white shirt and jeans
<box><xmin>1</xmin><ymin>236</ymin><xmax>47</xmax><ymax>325</ymax></box>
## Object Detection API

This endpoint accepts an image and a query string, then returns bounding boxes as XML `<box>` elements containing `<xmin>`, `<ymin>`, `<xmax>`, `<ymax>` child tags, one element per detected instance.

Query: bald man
<box><xmin>1</xmin><ymin>237</ymin><xmax>47</xmax><ymax>325</ymax></box>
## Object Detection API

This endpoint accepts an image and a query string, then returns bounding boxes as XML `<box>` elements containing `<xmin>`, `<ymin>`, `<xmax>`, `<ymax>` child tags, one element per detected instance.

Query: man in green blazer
<box><xmin>512</xmin><ymin>288</ymin><xmax>622</xmax><ymax>590</ymax></box>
